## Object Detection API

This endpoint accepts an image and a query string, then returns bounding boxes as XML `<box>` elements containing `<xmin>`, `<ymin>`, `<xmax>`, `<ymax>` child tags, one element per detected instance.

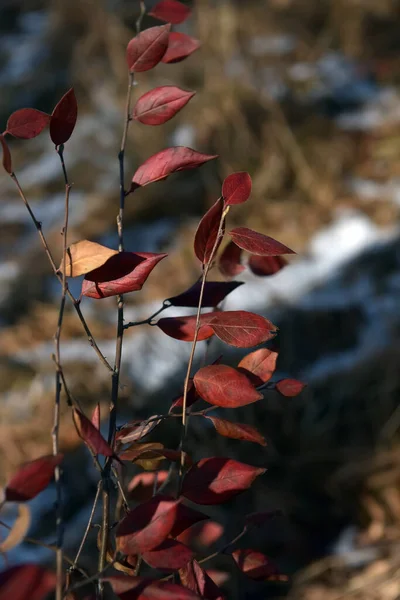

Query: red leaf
<box><xmin>142</xmin><ymin>539</ymin><xmax>193</xmax><ymax>571</ymax></box>
<box><xmin>169</xmin><ymin>379</ymin><xmax>198</xmax><ymax>411</ymax></box>
<box><xmin>177</xmin><ymin>520</ymin><xmax>224</xmax><ymax>547</ymax></box>
<box><xmin>194</xmin><ymin>364</ymin><xmax>262</xmax><ymax>408</ymax></box>
<box><xmin>229</xmin><ymin>227</ymin><xmax>295</xmax><ymax>256</ymax></box>
<box><xmin>126</xmin><ymin>24</ymin><xmax>171</xmax><ymax>72</ymax></box>
<box><xmin>162</xmin><ymin>32</ymin><xmax>201</xmax><ymax>63</ymax></box>
<box><xmin>5</xmin><ymin>454</ymin><xmax>63</xmax><ymax>502</ymax></box>
<box><xmin>231</xmin><ymin>549</ymin><xmax>288</xmax><ymax>582</ymax></box>
<box><xmin>180</xmin><ymin>560</ymin><xmax>225</xmax><ymax>600</ymax></box>
<box><xmin>218</xmin><ymin>241</ymin><xmax>245</xmax><ymax>278</ymax></box>
<box><xmin>181</xmin><ymin>457</ymin><xmax>266</xmax><ymax>505</ymax></box>
<box><xmin>72</xmin><ymin>408</ymin><xmax>113</xmax><ymax>457</ymax></box>
<box><xmin>134</xmin><ymin>86</ymin><xmax>195</xmax><ymax>126</ymax></box>
<box><xmin>276</xmin><ymin>378</ymin><xmax>306</xmax><ymax>397</ymax></box>
<box><xmin>116</xmin><ymin>416</ymin><xmax>163</xmax><ymax>445</ymax></box>
<box><xmin>91</xmin><ymin>403</ymin><xmax>100</xmax><ymax>430</ymax></box>
<box><xmin>205</xmin><ymin>416</ymin><xmax>267</xmax><ymax>447</ymax></box>
<box><xmin>207</xmin><ymin>311</ymin><xmax>277</xmax><ymax>348</ymax></box>
<box><xmin>157</xmin><ymin>312</ymin><xmax>217</xmax><ymax>342</ymax></box>
<box><xmin>128</xmin><ymin>471</ymin><xmax>169</xmax><ymax>501</ymax></box>
<box><xmin>249</xmin><ymin>255</ymin><xmax>287</xmax><ymax>276</ymax></box>
<box><xmin>50</xmin><ymin>88</ymin><xmax>78</xmax><ymax>146</ymax></box>
<box><xmin>132</xmin><ymin>147</ymin><xmax>217</xmax><ymax>188</ymax></box>
<box><xmin>170</xmin><ymin>503</ymin><xmax>209</xmax><ymax>538</ymax></box>
<box><xmin>116</xmin><ymin>495</ymin><xmax>180</xmax><ymax>554</ymax></box>
<box><xmin>6</xmin><ymin>109</ymin><xmax>50</xmax><ymax>139</ymax></box>
<box><xmin>166</xmin><ymin>281</ymin><xmax>243</xmax><ymax>308</ymax></box>
<box><xmin>194</xmin><ymin>198</ymin><xmax>224</xmax><ymax>264</ymax></box>
<box><xmin>82</xmin><ymin>252</ymin><xmax>167</xmax><ymax>299</ymax></box>
<box><xmin>0</xmin><ymin>565</ymin><xmax>56</xmax><ymax>600</ymax></box>
<box><xmin>149</xmin><ymin>0</ymin><xmax>192</xmax><ymax>24</ymax></box>
<box><xmin>238</xmin><ymin>348</ymin><xmax>278</xmax><ymax>386</ymax></box>
<box><xmin>106</xmin><ymin>576</ymin><xmax>201</xmax><ymax>600</ymax></box>
<box><xmin>0</xmin><ymin>134</ymin><xmax>12</xmax><ymax>174</ymax></box>
<box><xmin>222</xmin><ymin>172</ymin><xmax>252</xmax><ymax>206</ymax></box>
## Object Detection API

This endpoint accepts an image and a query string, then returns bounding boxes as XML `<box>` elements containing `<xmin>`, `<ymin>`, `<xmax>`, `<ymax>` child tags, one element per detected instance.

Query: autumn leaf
<box><xmin>5</xmin><ymin>454</ymin><xmax>63</xmax><ymax>502</ymax></box>
<box><xmin>149</xmin><ymin>0</ymin><xmax>192</xmax><ymax>24</ymax></box>
<box><xmin>6</xmin><ymin>109</ymin><xmax>50</xmax><ymax>139</ymax></box>
<box><xmin>222</xmin><ymin>172</ymin><xmax>252</xmax><ymax>206</ymax></box>
<box><xmin>126</xmin><ymin>24</ymin><xmax>171</xmax><ymax>72</ymax></box>
<box><xmin>194</xmin><ymin>364</ymin><xmax>262</xmax><ymax>408</ymax></box>
<box><xmin>194</xmin><ymin>198</ymin><xmax>224</xmax><ymax>264</ymax></box>
<box><xmin>229</xmin><ymin>227</ymin><xmax>295</xmax><ymax>256</ymax></box>
<box><xmin>50</xmin><ymin>88</ymin><xmax>77</xmax><ymax>145</ymax></box>
<box><xmin>162</xmin><ymin>32</ymin><xmax>201</xmax><ymax>63</ymax></box>
<box><xmin>58</xmin><ymin>240</ymin><xmax>117</xmax><ymax>278</ymax></box>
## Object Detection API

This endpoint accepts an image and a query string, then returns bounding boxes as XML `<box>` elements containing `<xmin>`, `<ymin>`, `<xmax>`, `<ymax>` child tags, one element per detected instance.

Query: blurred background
<box><xmin>2</xmin><ymin>0</ymin><xmax>400</xmax><ymax>598</ymax></box>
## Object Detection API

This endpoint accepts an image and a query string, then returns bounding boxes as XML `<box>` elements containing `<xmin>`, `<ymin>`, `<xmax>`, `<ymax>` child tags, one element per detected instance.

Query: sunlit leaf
<box><xmin>238</xmin><ymin>348</ymin><xmax>278</xmax><ymax>386</ymax></box>
<box><xmin>126</xmin><ymin>24</ymin><xmax>171</xmax><ymax>72</ymax></box>
<box><xmin>134</xmin><ymin>86</ymin><xmax>195</xmax><ymax>126</ymax></box>
<box><xmin>205</xmin><ymin>416</ymin><xmax>267</xmax><ymax>446</ymax></box>
<box><xmin>180</xmin><ymin>560</ymin><xmax>225</xmax><ymax>600</ymax></box>
<box><xmin>222</xmin><ymin>172</ymin><xmax>252</xmax><ymax>206</ymax></box>
<box><xmin>231</xmin><ymin>549</ymin><xmax>288</xmax><ymax>582</ymax></box>
<box><xmin>207</xmin><ymin>311</ymin><xmax>277</xmax><ymax>347</ymax></box>
<box><xmin>58</xmin><ymin>240</ymin><xmax>117</xmax><ymax>278</ymax></box>
<box><xmin>0</xmin><ymin>505</ymin><xmax>30</xmax><ymax>552</ymax></box>
<box><xmin>5</xmin><ymin>454</ymin><xmax>63</xmax><ymax>502</ymax></box>
<box><xmin>275</xmin><ymin>378</ymin><xmax>306</xmax><ymax>397</ymax></box>
<box><xmin>229</xmin><ymin>227</ymin><xmax>295</xmax><ymax>256</ymax></box>
<box><xmin>162</xmin><ymin>32</ymin><xmax>201</xmax><ymax>63</ymax></box>
<box><xmin>73</xmin><ymin>408</ymin><xmax>114</xmax><ymax>457</ymax></box>
<box><xmin>194</xmin><ymin>364</ymin><xmax>262</xmax><ymax>408</ymax></box>
<box><xmin>157</xmin><ymin>313</ymin><xmax>217</xmax><ymax>342</ymax></box>
<box><xmin>142</xmin><ymin>539</ymin><xmax>193</xmax><ymax>571</ymax></box>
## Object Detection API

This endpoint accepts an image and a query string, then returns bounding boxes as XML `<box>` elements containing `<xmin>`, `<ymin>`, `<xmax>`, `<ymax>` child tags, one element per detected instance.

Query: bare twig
<box><xmin>123</xmin><ymin>303</ymin><xmax>167</xmax><ymax>329</ymax></box>
<box><xmin>70</xmin><ymin>480</ymin><xmax>102</xmax><ymax>572</ymax></box>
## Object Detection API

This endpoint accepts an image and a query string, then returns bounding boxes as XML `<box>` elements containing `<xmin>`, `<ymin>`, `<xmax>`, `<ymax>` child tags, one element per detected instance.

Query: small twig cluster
<box><xmin>0</xmin><ymin>2</ymin><xmax>305</xmax><ymax>599</ymax></box>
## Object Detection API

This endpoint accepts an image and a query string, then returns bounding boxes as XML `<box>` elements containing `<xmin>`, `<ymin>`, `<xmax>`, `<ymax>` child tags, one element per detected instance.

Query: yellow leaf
<box><xmin>58</xmin><ymin>240</ymin><xmax>117</xmax><ymax>277</ymax></box>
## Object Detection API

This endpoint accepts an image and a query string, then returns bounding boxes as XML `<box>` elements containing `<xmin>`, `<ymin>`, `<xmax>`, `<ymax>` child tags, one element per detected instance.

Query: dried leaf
<box><xmin>275</xmin><ymin>378</ymin><xmax>306</xmax><ymax>397</ymax></box>
<box><xmin>106</xmin><ymin>576</ymin><xmax>201</xmax><ymax>600</ymax></box>
<box><xmin>205</xmin><ymin>416</ymin><xmax>267</xmax><ymax>447</ymax></box>
<box><xmin>50</xmin><ymin>88</ymin><xmax>78</xmax><ymax>145</ymax></box>
<box><xmin>166</xmin><ymin>281</ymin><xmax>243</xmax><ymax>308</ymax></box>
<box><xmin>0</xmin><ymin>505</ymin><xmax>31</xmax><ymax>552</ymax></box>
<box><xmin>229</xmin><ymin>227</ymin><xmax>295</xmax><ymax>256</ymax></box>
<box><xmin>162</xmin><ymin>32</ymin><xmax>201</xmax><ymax>63</ymax></box>
<box><xmin>249</xmin><ymin>255</ymin><xmax>287</xmax><ymax>276</ymax></box>
<box><xmin>6</xmin><ymin>109</ymin><xmax>50</xmax><ymax>139</ymax></box>
<box><xmin>0</xmin><ymin>565</ymin><xmax>56</xmax><ymax>600</ymax></box>
<box><xmin>231</xmin><ymin>549</ymin><xmax>288</xmax><ymax>582</ymax></box>
<box><xmin>59</xmin><ymin>240</ymin><xmax>117</xmax><ymax>278</ymax></box>
<box><xmin>134</xmin><ymin>86</ymin><xmax>195</xmax><ymax>126</ymax></box>
<box><xmin>238</xmin><ymin>348</ymin><xmax>278</xmax><ymax>386</ymax></box>
<box><xmin>142</xmin><ymin>539</ymin><xmax>193</xmax><ymax>571</ymax></box>
<box><xmin>5</xmin><ymin>454</ymin><xmax>63</xmax><ymax>502</ymax></box>
<box><xmin>0</xmin><ymin>134</ymin><xmax>12</xmax><ymax>174</ymax></box>
<box><xmin>132</xmin><ymin>146</ymin><xmax>217</xmax><ymax>188</ymax></box>
<box><xmin>116</xmin><ymin>495</ymin><xmax>181</xmax><ymax>554</ymax></box>
<box><xmin>149</xmin><ymin>0</ymin><xmax>192</xmax><ymax>24</ymax></box>
<box><xmin>194</xmin><ymin>364</ymin><xmax>263</xmax><ymax>408</ymax></box>
<box><xmin>180</xmin><ymin>560</ymin><xmax>225</xmax><ymax>600</ymax></box>
<box><xmin>222</xmin><ymin>172</ymin><xmax>252</xmax><ymax>206</ymax></box>
<box><xmin>116</xmin><ymin>416</ymin><xmax>162</xmax><ymax>445</ymax></box>
<box><xmin>194</xmin><ymin>198</ymin><xmax>224</xmax><ymax>264</ymax></box>
<box><xmin>82</xmin><ymin>252</ymin><xmax>167</xmax><ymax>299</ymax></box>
<box><xmin>126</xmin><ymin>24</ymin><xmax>171</xmax><ymax>72</ymax></box>
<box><xmin>219</xmin><ymin>241</ymin><xmax>245</xmax><ymax>278</ymax></box>
<box><xmin>91</xmin><ymin>403</ymin><xmax>100</xmax><ymax>430</ymax></box>
<box><xmin>182</xmin><ymin>457</ymin><xmax>266</xmax><ymax>505</ymax></box>
<box><xmin>73</xmin><ymin>408</ymin><xmax>114</xmax><ymax>457</ymax></box>
<box><xmin>207</xmin><ymin>311</ymin><xmax>277</xmax><ymax>348</ymax></box>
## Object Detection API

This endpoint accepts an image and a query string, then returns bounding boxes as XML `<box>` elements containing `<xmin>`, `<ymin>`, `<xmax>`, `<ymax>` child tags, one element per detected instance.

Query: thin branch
<box><xmin>10</xmin><ymin>172</ymin><xmax>113</xmax><ymax>373</ymax></box>
<box><xmin>123</xmin><ymin>303</ymin><xmax>167</xmax><ymax>330</ymax></box>
<box><xmin>70</xmin><ymin>480</ymin><xmax>102</xmax><ymax>572</ymax></box>
<box><xmin>177</xmin><ymin>206</ymin><xmax>229</xmax><ymax>494</ymax></box>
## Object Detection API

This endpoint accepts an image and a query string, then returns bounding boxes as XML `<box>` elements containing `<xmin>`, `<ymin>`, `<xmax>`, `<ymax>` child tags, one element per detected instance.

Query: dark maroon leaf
<box><xmin>229</xmin><ymin>227</ymin><xmax>295</xmax><ymax>256</ymax></box>
<box><xmin>238</xmin><ymin>348</ymin><xmax>278</xmax><ymax>386</ymax></box>
<box><xmin>180</xmin><ymin>560</ymin><xmax>225</xmax><ymax>600</ymax></box>
<box><xmin>169</xmin><ymin>378</ymin><xmax>198</xmax><ymax>411</ymax></box>
<box><xmin>72</xmin><ymin>408</ymin><xmax>113</xmax><ymax>457</ymax></box>
<box><xmin>249</xmin><ymin>255</ymin><xmax>287</xmax><ymax>276</ymax></box>
<box><xmin>231</xmin><ymin>549</ymin><xmax>288</xmax><ymax>582</ymax></box>
<box><xmin>116</xmin><ymin>495</ymin><xmax>181</xmax><ymax>554</ymax></box>
<box><xmin>194</xmin><ymin>364</ymin><xmax>262</xmax><ymax>408</ymax></box>
<box><xmin>166</xmin><ymin>281</ymin><xmax>243</xmax><ymax>308</ymax></box>
<box><xmin>182</xmin><ymin>457</ymin><xmax>266</xmax><ymax>505</ymax></box>
<box><xmin>106</xmin><ymin>576</ymin><xmax>201</xmax><ymax>600</ymax></box>
<box><xmin>134</xmin><ymin>86</ymin><xmax>195</xmax><ymax>126</ymax></box>
<box><xmin>132</xmin><ymin>147</ymin><xmax>217</xmax><ymax>188</ymax></box>
<box><xmin>6</xmin><ymin>109</ymin><xmax>50</xmax><ymax>139</ymax></box>
<box><xmin>126</xmin><ymin>24</ymin><xmax>171</xmax><ymax>72</ymax></box>
<box><xmin>207</xmin><ymin>311</ymin><xmax>277</xmax><ymax>347</ymax></box>
<box><xmin>5</xmin><ymin>454</ymin><xmax>63</xmax><ymax>502</ymax></box>
<box><xmin>157</xmin><ymin>312</ymin><xmax>217</xmax><ymax>342</ymax></box>
<box><xmin>50</xmin><ymin>88</ymin><xmax>77</xmax><ymax>145</ymax></box>
<box><xmin>142</xmin><ymin>539</ymin><xmax>193</xmax><ymax>571</ymax></box>
<box><xmin>205</xmin><ymin>416</ymin><xmax>267</xmax><ymax>447</ymax></box>
<box><xmin>162</xmin><ymin>32</ymin><xmax>201</xmax><ymax>64</ymax></box>
<box><xmin>170</xmin><ymin>503</ymin><xmax>209</xmax><ymax>538</ymax></box>
<box><xmin>275</xmin><ymin>379</ymin><xmax>306</xmax><ymax>397</ymax></box>
<box><xmin>194</xmin><ymin>198</ymin><xmax>224</xmax><ymax>264</ymax></box>
<box><xmin>0</xmin><ymin>134</ymin><xmax>12</xmax><ymax>174</ymax></box>
<box><xmin>219</xmin><ymin>241</ymin><xmax>244</xmax><ymax>278</ymax></box>
<box><xmin>149</xmin><ymin>0</ymin><xmax>192</xmax><ymax>24</ymax></box>
<box><xmin>81</xmin><ymin>252</ymin><xmax>167</xmax><ymax>299</ymax></box>
<box><xmin>0</xmin><ymin>565</ymin><xmax>56</xmax><ymax>600</ymax></box>
<box><xmin>176</xmin><ymin>520</ymin><xmax>224</xmax><ymax>547</ymax></box>
<box><xmin>222</xmin><ymin>172</ymin><xmax>252</xmax><ymax>206</ymax></box>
